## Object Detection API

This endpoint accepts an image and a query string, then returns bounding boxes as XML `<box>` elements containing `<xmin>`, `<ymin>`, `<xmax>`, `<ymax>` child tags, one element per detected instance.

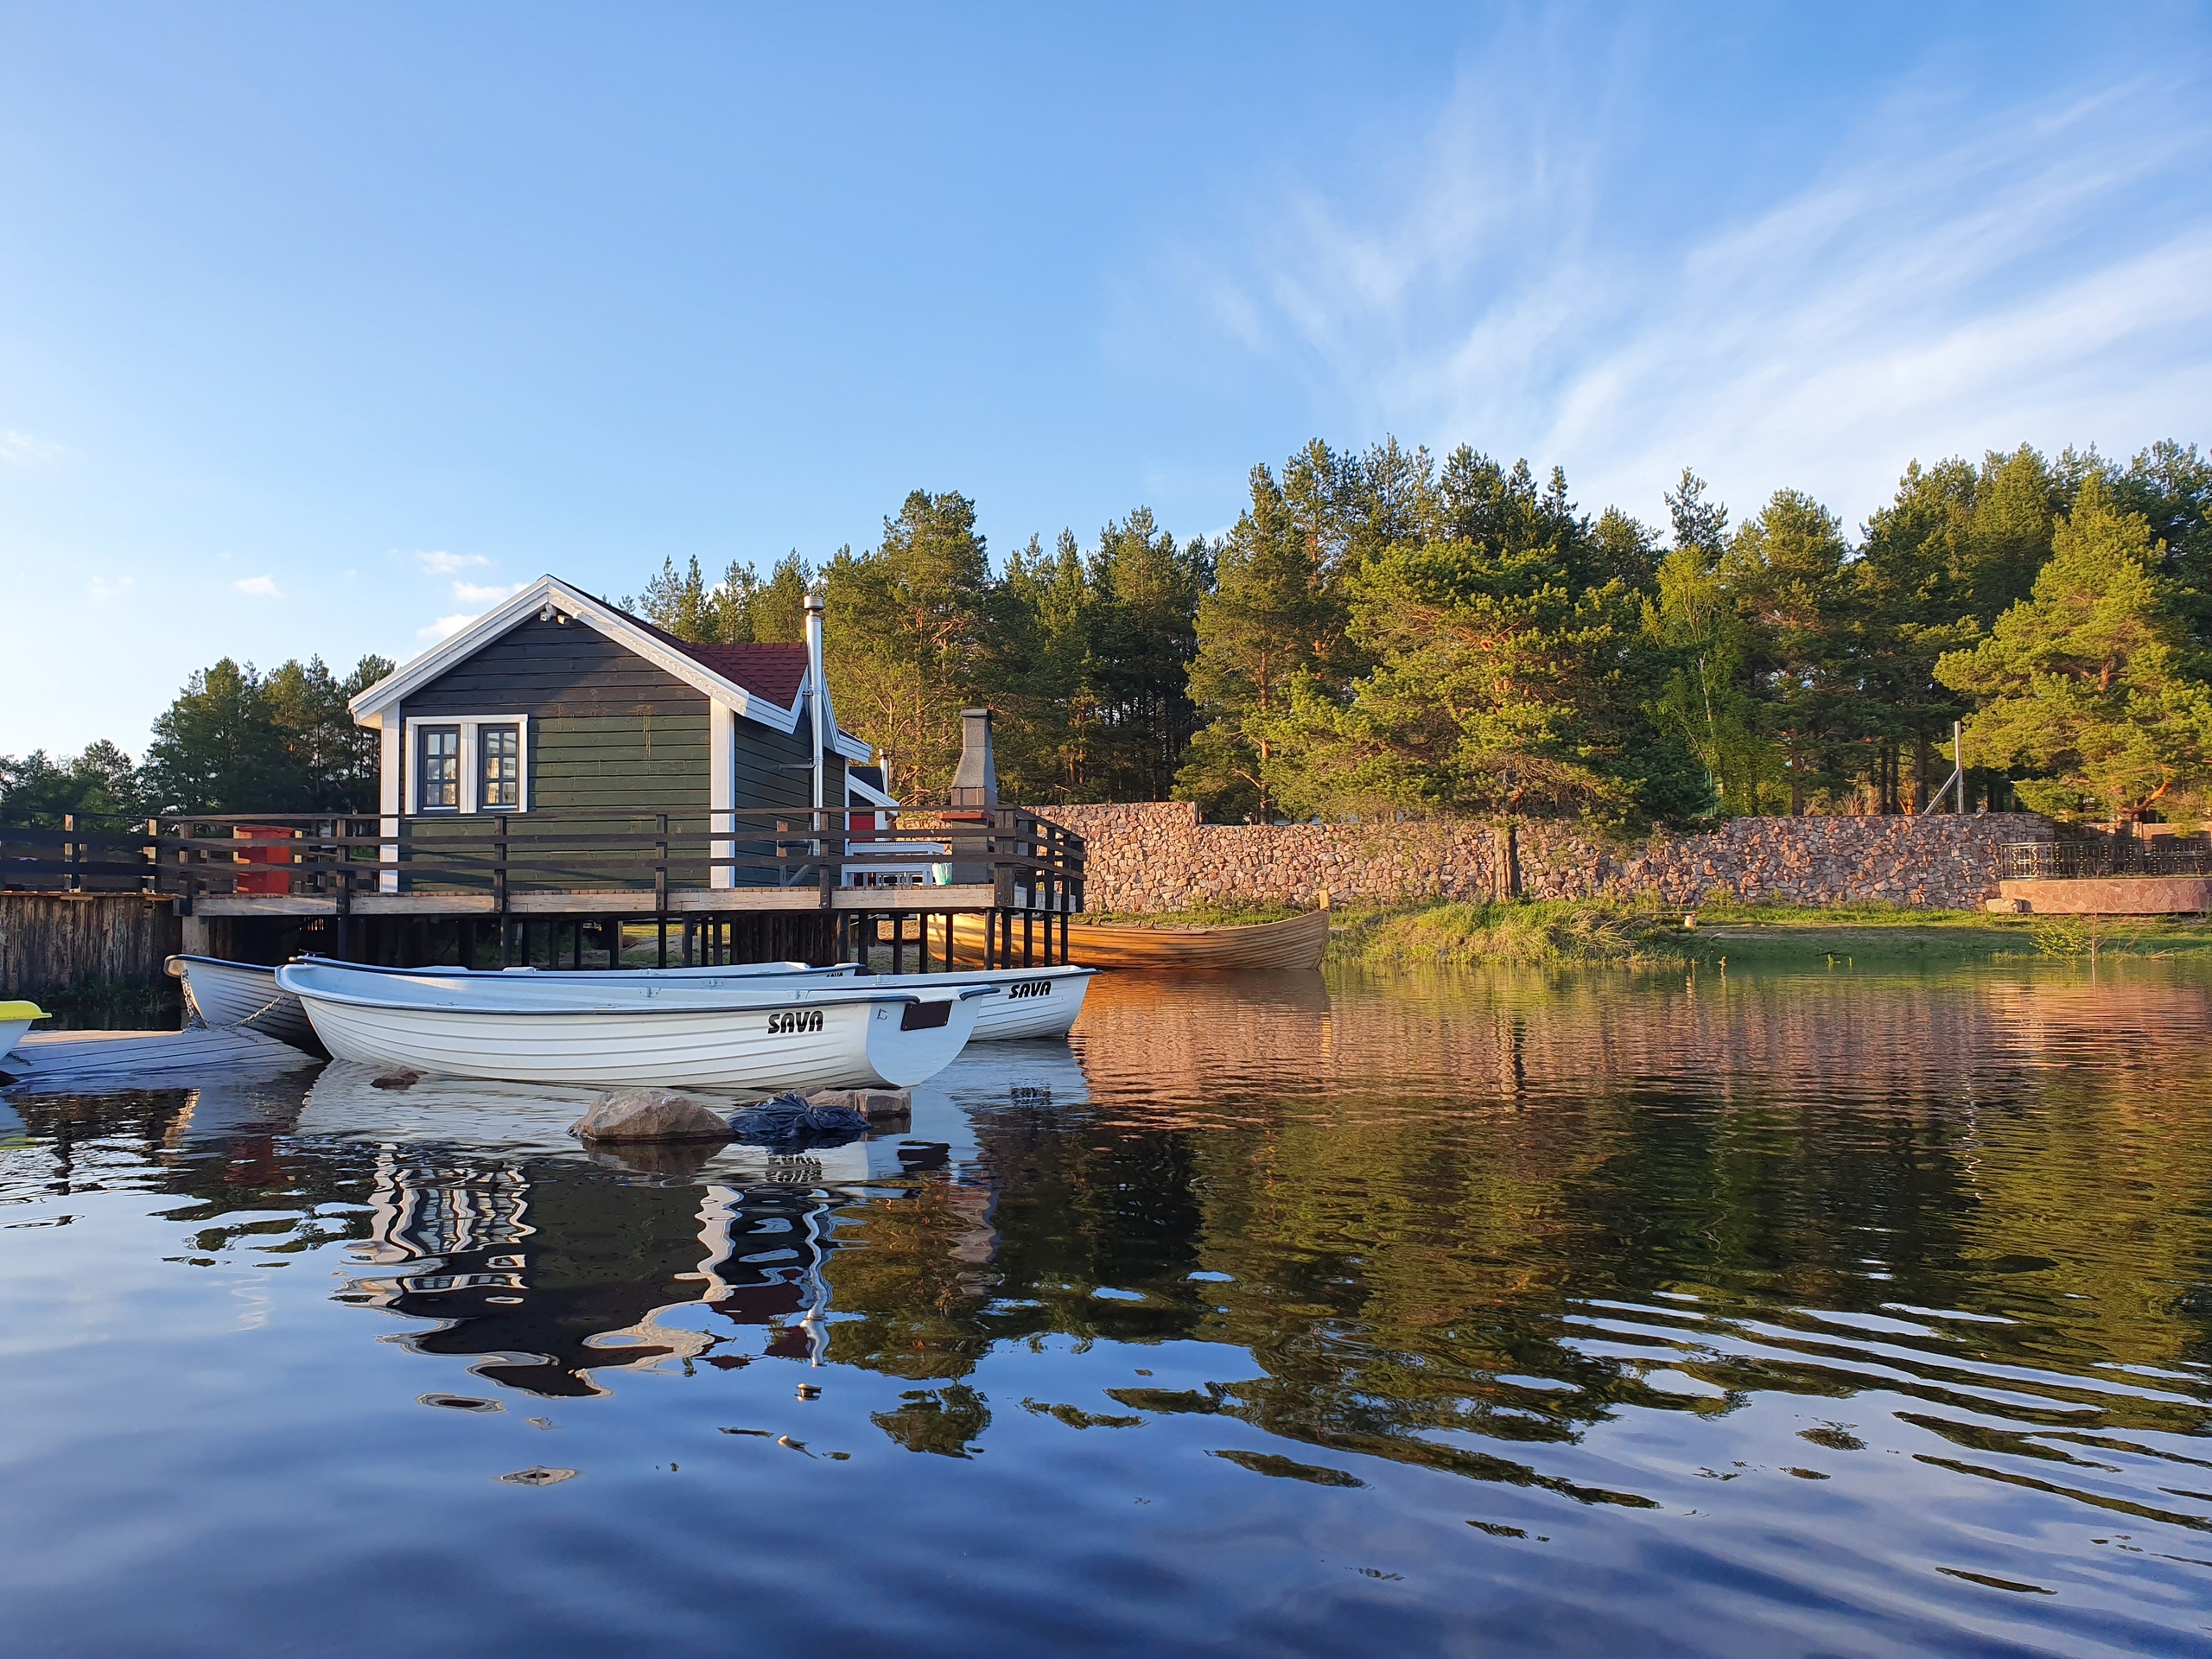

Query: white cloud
<box><xmin>0</xmin><ymin>429</ymin><xmax>64</xmax><ymax>466</ymax></box>
<box><xmin>452</xmin><ymin>579</ymin><xmax>528</xmax><ymax>606</ymax></box>
<box><xmin>416</xmin><ymin>550</ymin><xmax>489</xmax><ymax>575</ymax></box>
<box><xmin>1161</xmin><ymin>61</ymin><xmax>2212</xmax><ymax>529</ymax></box>
<box><xmin>418</xmin><ymin>613</ymin><xmax>478</xmax><ymax>641</ymax></box>
<box><xmin>87</xmin><ymin>575</ymin><xmax>135</xmax><ymax>602</ymax></box>
<box><xmin>232</xmin><ymin>575</ymin><xmax>282</xmax><ymax>598</ymax></box>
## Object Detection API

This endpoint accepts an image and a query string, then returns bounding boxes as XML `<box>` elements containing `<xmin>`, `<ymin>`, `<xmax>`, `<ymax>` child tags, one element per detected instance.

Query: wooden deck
<box><xmin>6</xmin><ymin>804</ymin><xmax>1088</xmax><ymax>972</ymax></box>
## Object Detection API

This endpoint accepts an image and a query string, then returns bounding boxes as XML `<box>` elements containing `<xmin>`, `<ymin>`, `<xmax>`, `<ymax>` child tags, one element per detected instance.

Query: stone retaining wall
<box><xmin>1028</xmin><ymin>803</ymin><xmax>2054</xmax><ymax>914</ymax></box>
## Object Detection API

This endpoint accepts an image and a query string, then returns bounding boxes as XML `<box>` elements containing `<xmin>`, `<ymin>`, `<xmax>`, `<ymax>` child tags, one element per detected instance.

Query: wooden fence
<box><xmin>0</xmin><ymin>893</ymin><xmax>181</xmax><ymax>998</ymax></box>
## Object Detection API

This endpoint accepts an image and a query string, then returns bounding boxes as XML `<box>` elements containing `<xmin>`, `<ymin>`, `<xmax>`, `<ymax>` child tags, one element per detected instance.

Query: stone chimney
<box><xmin>949</xmin><ymin>708</ymin><xmax>997</xmax><ymax>808</ymax></box>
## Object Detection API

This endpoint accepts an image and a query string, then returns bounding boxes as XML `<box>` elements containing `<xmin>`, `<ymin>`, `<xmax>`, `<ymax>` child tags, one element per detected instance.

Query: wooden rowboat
<box><xmin>950</xmin><ymin>907</ymin><xmax>1329</xmax><ymax>972</ymax></box>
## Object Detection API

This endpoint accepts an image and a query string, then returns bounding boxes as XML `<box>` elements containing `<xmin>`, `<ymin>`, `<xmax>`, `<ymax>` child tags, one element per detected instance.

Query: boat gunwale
<box><xmin>274</xmin><ymin>964</ymin><xmax>998</xmax><ymax>1016</ymax></box>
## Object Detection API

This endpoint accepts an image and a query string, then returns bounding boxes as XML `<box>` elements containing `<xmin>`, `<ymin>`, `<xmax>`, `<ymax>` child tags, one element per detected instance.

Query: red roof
<box><xmin>626</xmin><ymin>613</ymin><xmax>809</xmax><ymax>708</ymax></box>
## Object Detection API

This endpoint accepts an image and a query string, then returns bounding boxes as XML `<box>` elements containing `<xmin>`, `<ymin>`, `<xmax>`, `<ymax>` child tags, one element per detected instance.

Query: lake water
<box><xmin>3</xmin><ymin>963</ymin><xmax>2210</xmax><ymax>1656</ymax></box>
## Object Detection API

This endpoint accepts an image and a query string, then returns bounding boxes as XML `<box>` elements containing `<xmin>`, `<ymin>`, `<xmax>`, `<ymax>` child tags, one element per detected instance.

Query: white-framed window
<box><xmin>479</xmin><ymin>724</ymin><xmax>521</xmax><ymax>808</ymax></box>
<box><xmin>417</xmin><ymin>725</ymin><xmax>461</xmax><ymax>812</ymax></box>
<box><xmin>404</xmin><ymin>715</ymin><xmax>530</xmax><ymax>815</ymax></box>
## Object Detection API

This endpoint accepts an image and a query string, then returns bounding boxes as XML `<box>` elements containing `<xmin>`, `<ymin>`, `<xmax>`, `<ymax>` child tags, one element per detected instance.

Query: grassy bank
<box><xmin>1329</xmin><ymin>898</ymin><xmax>2212</xmax><ymax>969</ymax></box>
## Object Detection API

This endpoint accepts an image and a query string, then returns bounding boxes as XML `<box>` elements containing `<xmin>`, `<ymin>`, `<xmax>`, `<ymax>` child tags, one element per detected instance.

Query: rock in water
<box><xmin>804</xmin><ymin>1087</ymin><xmax>912</xmax><ymax>1122</ymax></box>
<box><xmin>569</xmin><ymin>1089</ymin><xmax>734</xmax><ymax>1143</ymax></box>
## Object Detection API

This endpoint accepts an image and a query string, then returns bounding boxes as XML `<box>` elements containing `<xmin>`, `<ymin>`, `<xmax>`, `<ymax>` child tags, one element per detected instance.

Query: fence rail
<box><xmin>2</xmin><ymin>807</ymin><xmax>1085</xmax><ymax>914</ymax></box>
<box><xmin>2005</xmin><ymin>839</ymin><xmax>2212</xmax><ymax>880</ymax></box>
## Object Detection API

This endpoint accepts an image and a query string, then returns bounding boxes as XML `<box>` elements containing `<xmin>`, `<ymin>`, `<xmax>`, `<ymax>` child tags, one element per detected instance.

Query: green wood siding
<box><xmin>388</xmin><ymin>613</ymin><xmax>847</xmax><ymax>893</ymax></box>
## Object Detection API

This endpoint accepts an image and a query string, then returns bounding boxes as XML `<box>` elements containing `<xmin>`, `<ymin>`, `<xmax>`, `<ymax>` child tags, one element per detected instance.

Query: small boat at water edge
<box><xmin>274</xmin><ymin>961</ymin><xmax>995</xmax><ymax>1092</ymax></box>
<box><xmin>166</xmin><ymin>955</ymin><xmax>321</xmax><ymax>1051</ymax></box>
<box><xmin>0</xmin><ymin>1001</ymin><xmax>47</xmax><ymax>1058</ymax></box>
<box><xmin>169</xmin><ymin>954</ymin><xmax>827</xmax><ymax>1053</ymax></box>
<box><xmin>301</xmin><ymin>958</ymin><xmax>1096</xmax><ymax>1042</ymax></box>
<box><xmin>950</xmin><ymin>907</ymin><xmax>1330</xmax><ymax>972</ymax></box>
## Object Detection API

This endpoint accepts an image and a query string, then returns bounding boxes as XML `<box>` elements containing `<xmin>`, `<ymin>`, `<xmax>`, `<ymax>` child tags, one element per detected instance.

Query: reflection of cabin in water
<box><xmin>342</xmin><ymin>1145</ymin><xmax>938</xmax><ymax>1396</ymax></box>
<box><xmin>110</xmin><ymin>575</ymin><xmax>1081</xmax><ymax>969</ymax></box>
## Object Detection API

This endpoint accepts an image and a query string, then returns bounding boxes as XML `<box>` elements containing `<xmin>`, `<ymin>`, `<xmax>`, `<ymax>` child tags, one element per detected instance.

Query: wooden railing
<box><xmin>2005</xmin><ymin>838</ymin><xmax>2211</xmax><ymax>880</ymax></box>
<box><xmin>1</xmin><ymin>807</ymin><xmax>1085</xmax><ymax>914</ymax></box>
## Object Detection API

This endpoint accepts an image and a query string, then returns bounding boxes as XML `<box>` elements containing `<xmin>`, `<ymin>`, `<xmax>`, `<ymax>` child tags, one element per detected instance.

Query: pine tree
<box><xmin>1936</xmin><ymin>477</ymin><xmax>2212</xmax><ymax>820</ymax></box>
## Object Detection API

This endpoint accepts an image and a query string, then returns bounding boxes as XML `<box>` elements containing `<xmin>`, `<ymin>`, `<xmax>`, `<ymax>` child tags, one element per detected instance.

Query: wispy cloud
<box><xmin>416</xmin><ymin>550</ymin><xmax>489</xmax><ymax>575</ymax></box>
<box><xmin>0</xmin><ymin>429</ymin><xmax>65</xmax><ymax>466</ymax></box>
<box><xmin>452</xmin><ymin>579</ymin><xmax>528</xmax><ymax>606</ymax></box>
<box><xmin>232</xmin><ymin>575</ymin><xmax>282</xmax><ymax>598</ymax></box>
<box><xmin>1162</xmin><ymin>58</ymin><xmax>2212</xmax><ymax>527</ymax></box>
<box><xmin>87</xmin><ymin>575</ymin><xmax>134</xmax><ymax>602</ymax></box>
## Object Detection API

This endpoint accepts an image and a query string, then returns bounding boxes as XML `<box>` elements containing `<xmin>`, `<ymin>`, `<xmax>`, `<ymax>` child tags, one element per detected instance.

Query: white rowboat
<box><xmin>166</xmin><ymin>955</ymin><xmax>322</xmax><ymax>1051</ymax></box>
<box><xmin>303</xmin><ymin>958</ymin><xmax>1094</xmax><ymax>1041</ymax></box>
<box><xmin>274</xmin><ymin>961</ymin><xmax>992</xmax><ymax>1091</ymax></box>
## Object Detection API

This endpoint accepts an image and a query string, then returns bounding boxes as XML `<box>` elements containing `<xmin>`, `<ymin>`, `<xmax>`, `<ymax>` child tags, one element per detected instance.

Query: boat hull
<box><xmin>167</xmin><ymin>956</ymin><xmax>321</xmax><ymax>1051</ymax></box>
<box><xmin>0</xmin><ymin>1015</ymin><xmax>35</xmax><ymax>1058</ymax></box>
<box><xmin>277</xmin><ymin>967</ymin><xmax>982</xmax><ymax>1092</ymax></box>
<box><xmin>308</xmin><ymin>960</ymin><xmax>1088</xmax><ymax>1040</ymax></box>
<box><xmin>951</xmin><ymin>909</ymin><xmax>1329</xmax><ymax>972</ymax></box>
<box><xmin>874</xmin><ymin>967</ymin><xmax>1090</xmax><ymax>1039</ymax></box>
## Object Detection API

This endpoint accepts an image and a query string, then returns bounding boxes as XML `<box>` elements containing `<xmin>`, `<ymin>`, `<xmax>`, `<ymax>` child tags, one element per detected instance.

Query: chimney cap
<box><xmin>803</xmin><ymin>582</ymin><xmax>826</xmax><ymax>613</ymax></box>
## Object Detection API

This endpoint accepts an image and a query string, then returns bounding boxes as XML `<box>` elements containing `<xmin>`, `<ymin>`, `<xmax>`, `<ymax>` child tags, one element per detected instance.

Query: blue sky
<box><xmin>3</xmin><ymin>3</ymin><xmax>2209</xmax><ymax>754</ymax></box>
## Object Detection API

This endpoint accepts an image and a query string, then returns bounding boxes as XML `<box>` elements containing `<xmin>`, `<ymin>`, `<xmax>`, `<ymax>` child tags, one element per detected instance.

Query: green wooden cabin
<box><xmin>347</xmin><ymin>576</ymin><xmax>885</xmax><ymax>892</ymax></box>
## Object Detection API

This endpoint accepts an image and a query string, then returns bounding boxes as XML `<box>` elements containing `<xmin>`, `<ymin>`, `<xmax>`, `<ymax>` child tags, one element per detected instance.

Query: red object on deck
<box><xmin>234</xmin><ymin>825</ymin><xmax>296</xmax><ymax>895</ymax></box>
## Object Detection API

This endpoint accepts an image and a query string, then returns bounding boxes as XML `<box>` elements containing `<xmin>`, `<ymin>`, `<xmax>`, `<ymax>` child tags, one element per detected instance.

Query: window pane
<box><xmin>480</xmin><ymin>725</ymin><xmax>520</xmax><ymax>809</ymax></box>
<box><xmin>419</xmin><ymin>728</ymin><xmax>461</xmax><ymax>810</ymax></box>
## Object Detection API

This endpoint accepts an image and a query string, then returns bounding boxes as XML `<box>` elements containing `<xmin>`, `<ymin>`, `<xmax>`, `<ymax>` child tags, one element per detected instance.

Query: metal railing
<box><xmin>2005</xmin><ymin>839</ymin><xmax>2212</xmax><ymax>880</ymax></box>
<box><xmin>1</xmin><ymin>806</ymin><xmax>1085</xmax><ymax>914</ymax></box>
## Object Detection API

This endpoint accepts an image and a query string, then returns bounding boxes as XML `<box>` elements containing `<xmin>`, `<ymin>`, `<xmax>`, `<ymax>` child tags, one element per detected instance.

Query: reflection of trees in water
<box><xmin>901</xmin><ymin>969</ymin><xmax>2212</xmax><ymax>1478</ymax></box>
<box><xmin>9</xmin><ymin>965</ymin><xmax>2210</xmax><ymax>1475</ymax></box>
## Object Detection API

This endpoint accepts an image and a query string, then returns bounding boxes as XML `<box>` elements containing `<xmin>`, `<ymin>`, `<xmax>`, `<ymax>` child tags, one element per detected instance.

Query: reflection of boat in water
<box><xmin>336</xmin><ymin>1136</ymin><xmax>929</xmax><ymax>1396</ymax></box>
<box><xmin>950</xmin><ymin>908</ymin><xmax>1329</xmax><ymax>971</ymax></box>
<box><xmin>277</xmin><ymin>961</ymin><xmax>990</xmax><ymax>1091</ymax></box>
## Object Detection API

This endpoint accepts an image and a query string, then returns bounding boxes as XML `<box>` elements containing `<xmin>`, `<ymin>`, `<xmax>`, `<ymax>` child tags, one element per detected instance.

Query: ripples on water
<box><xmin>1</xmin><ymin>963</ymin><xmax>2209</xmax><ymax>1656</ymax></box>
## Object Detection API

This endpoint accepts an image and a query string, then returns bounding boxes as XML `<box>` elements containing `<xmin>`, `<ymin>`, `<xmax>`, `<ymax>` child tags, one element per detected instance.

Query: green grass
<box><xmin>1326</xmin><ymin>896</ymin><xmax>2212</xmax><ymax>969</ymax></box>
<box><xmin>1332</xmin><ymin>899</ymin><xmax>1681</xmax><ymax>968</ymax></box>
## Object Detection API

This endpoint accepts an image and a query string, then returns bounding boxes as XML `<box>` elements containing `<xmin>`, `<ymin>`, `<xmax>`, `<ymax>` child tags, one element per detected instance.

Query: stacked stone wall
<box><xmin>1028</xmin><ymin>803</ymin><xmax>2054</xmax><ymax>914</ymax></box>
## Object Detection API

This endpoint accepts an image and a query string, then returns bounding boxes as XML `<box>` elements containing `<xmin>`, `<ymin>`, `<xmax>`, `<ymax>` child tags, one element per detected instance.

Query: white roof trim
<box><xmin>846</xmin><ymin>770</ymin><xmax>899</xmax><ymax>810</ymax></box>
<box><xmin>348</xmin><ymin>575</ymin><xmax>795</xmax><ymax>733</ymax></box>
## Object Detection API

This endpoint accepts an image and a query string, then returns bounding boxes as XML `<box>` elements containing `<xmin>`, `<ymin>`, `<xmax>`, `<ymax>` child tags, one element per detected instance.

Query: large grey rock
<box><xmin>569</xmin><ymin>1088</ymin><xmax>732</xmax><ymax>1143</ymax></box>
<box><xmin>805</xmin><ymin>1086</ymin><xmax>912</xmax><ymax>1122</ymax></box>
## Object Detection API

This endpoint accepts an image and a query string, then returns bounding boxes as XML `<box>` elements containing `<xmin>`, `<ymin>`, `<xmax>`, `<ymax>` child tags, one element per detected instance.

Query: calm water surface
<box><xmin>3</xmin><ymin>963</ymin><xmax>2210</xmax><ymax>1656</ymax></box>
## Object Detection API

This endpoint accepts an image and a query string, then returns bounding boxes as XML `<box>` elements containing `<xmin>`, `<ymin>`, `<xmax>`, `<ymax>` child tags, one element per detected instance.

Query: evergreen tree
<box><xmin>1936</xmin><ymin>478</ymin><xmax>2212</xmax><ymax>820</ymax></box>
<box><xmin>823</xmin><ymin>492</ymin><xmax>995</xmax><ymax>802</ymax></box>
<box><xmin>1719</xmin><ymin>489</ymin><xmax>1854</xmax><ymax>811</ymax></box>
<box><xmin>0</xmin><ymin>741</ymin><xmax>146</xmax><ymax>825</ymax></box>
<box><xmin>1176</xmin><ymin>466</ymin><xmax>1336</xmax><ymax>819</ymax></box>
<box><xmin>1084</xmin><ymin>509</ymin><xmax>1211</xmax><ymax>801</ymax></box>
<box><xmin>142</xmin><ymin>659</ymin><xmax>296</xmax><ymax>812</ymax></box>
<box><xmin>1262</xmin><ymin>463</ymin><xmax>1700</xmax><ymax>828</ymax></box>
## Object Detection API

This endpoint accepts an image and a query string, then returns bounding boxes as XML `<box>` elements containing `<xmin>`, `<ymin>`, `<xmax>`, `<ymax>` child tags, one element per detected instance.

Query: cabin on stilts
<box><xmin>8</xmin><ymin>576</ymin><xmax>1081</xmax><ymax>973</ymax></box>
